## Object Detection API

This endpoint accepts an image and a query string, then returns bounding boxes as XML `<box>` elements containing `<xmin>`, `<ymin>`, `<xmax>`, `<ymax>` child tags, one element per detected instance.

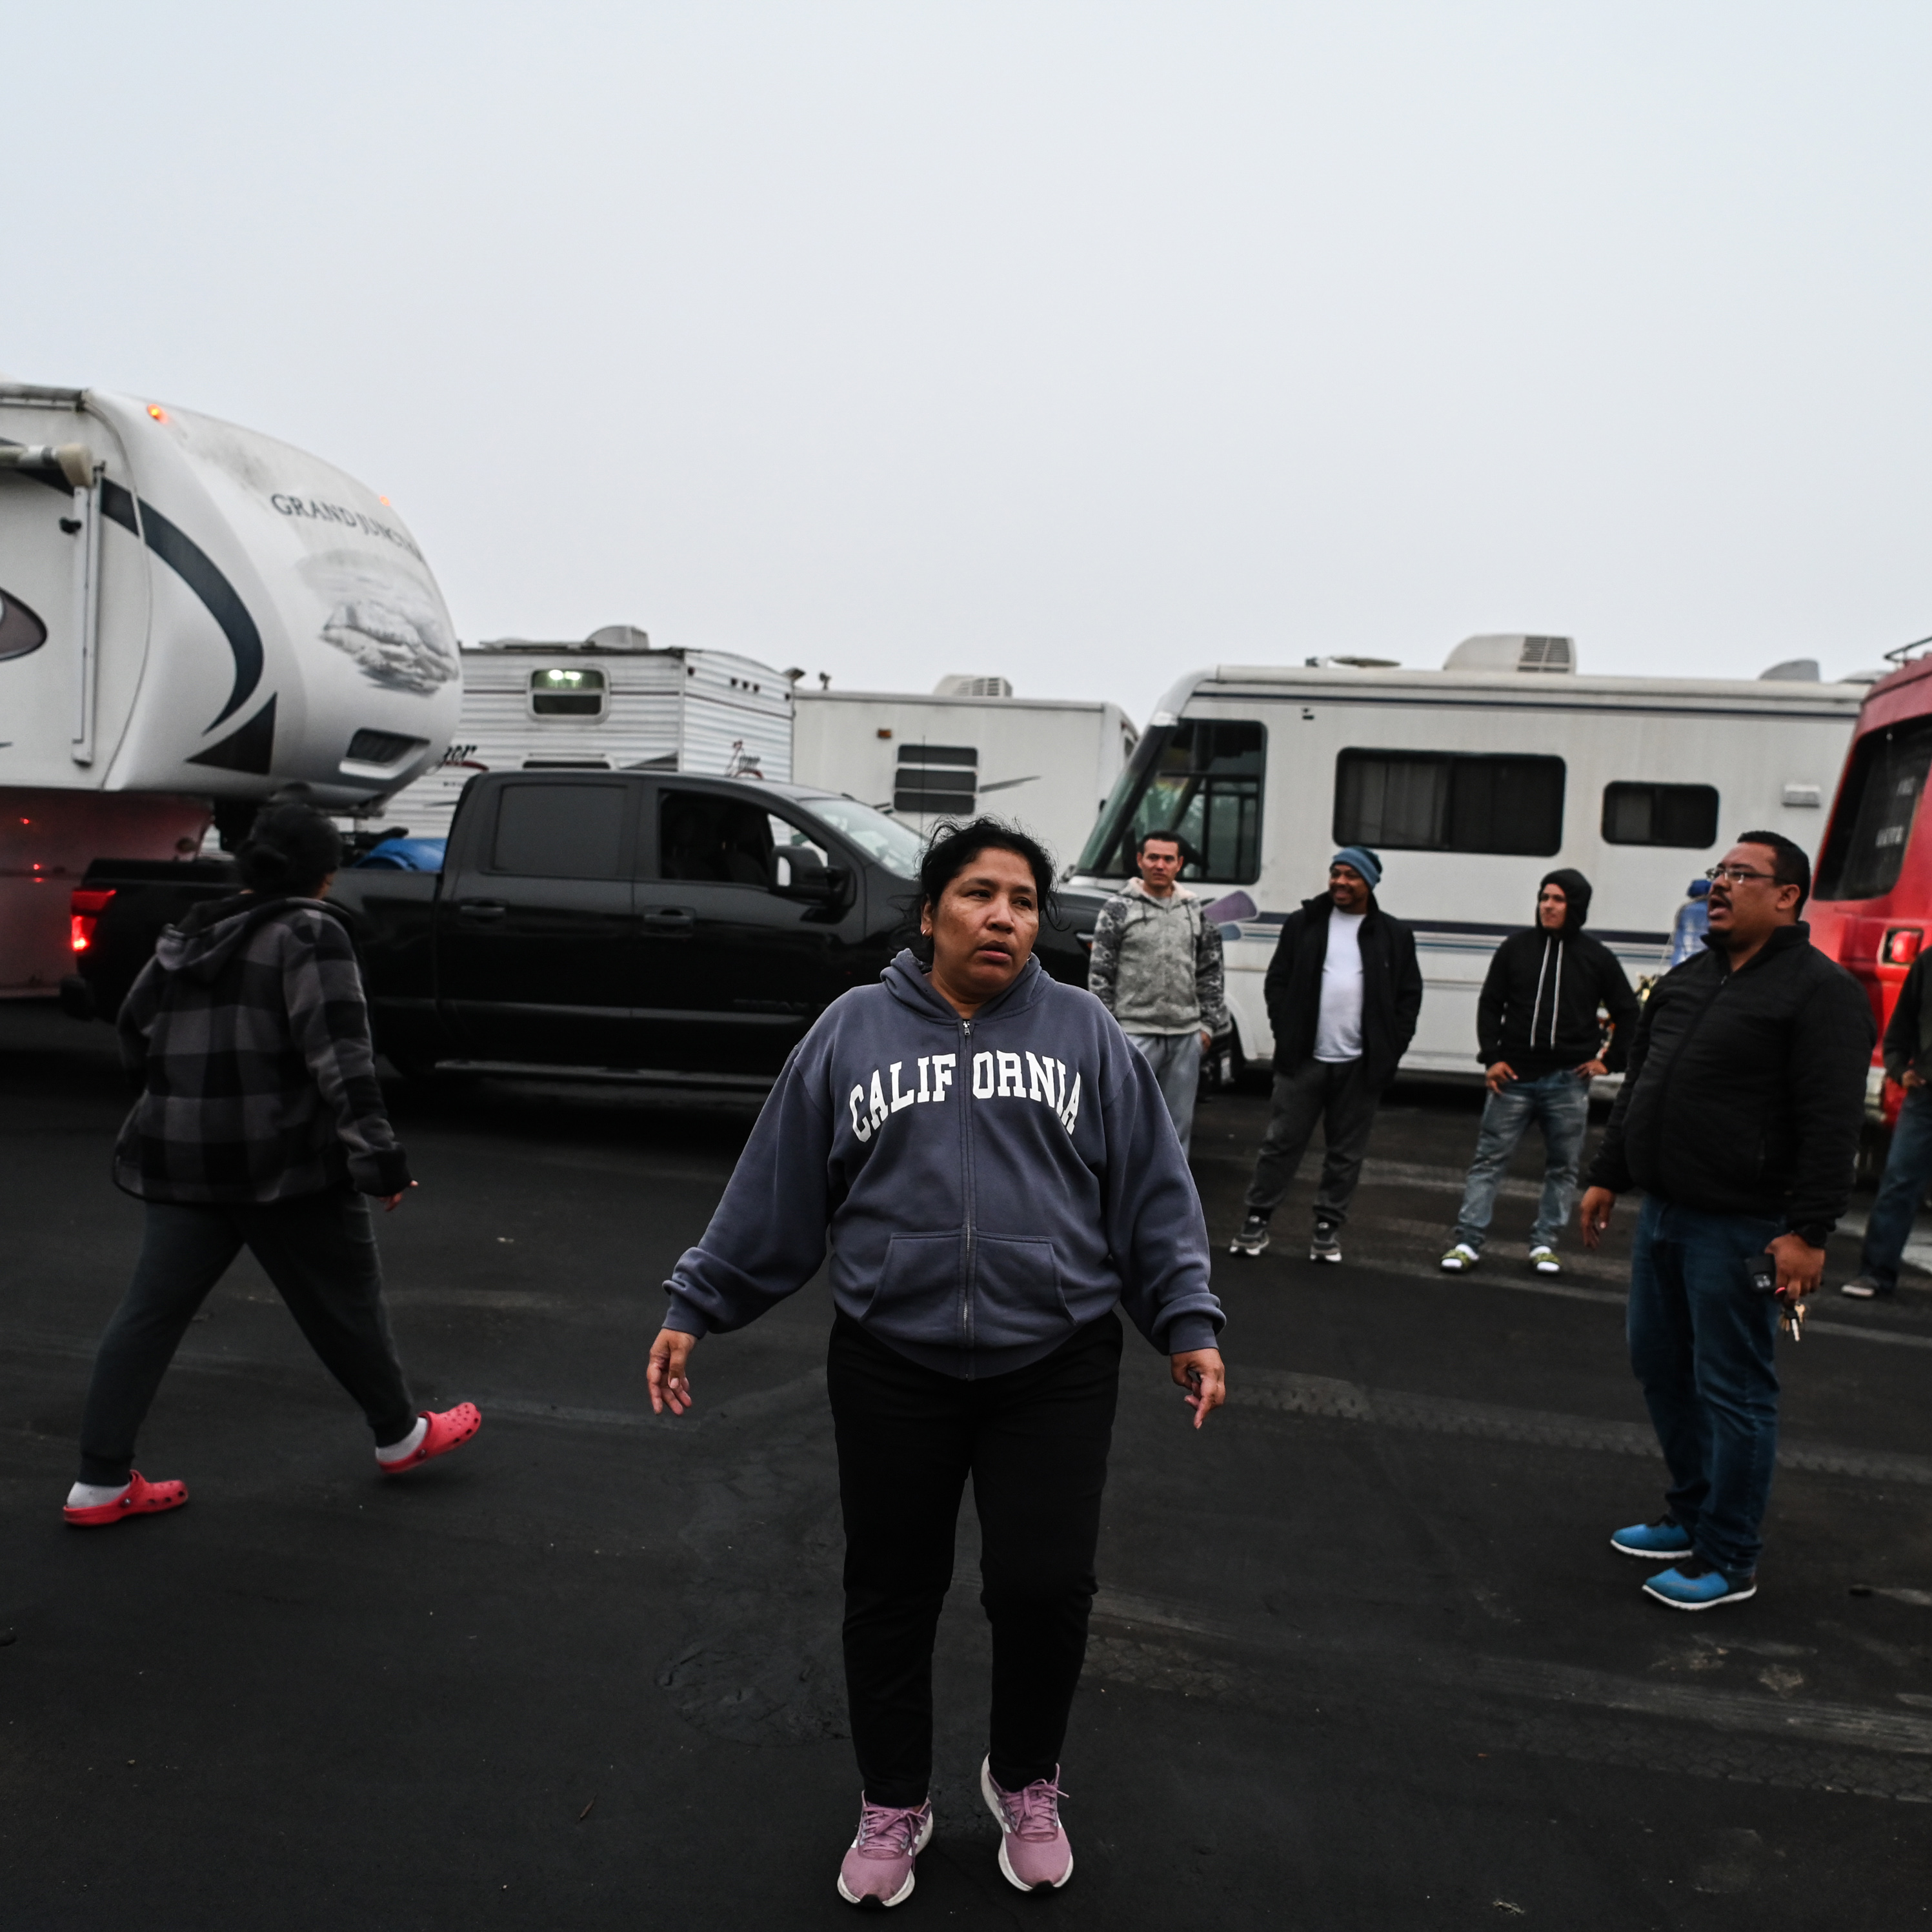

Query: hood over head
<box><xmin>1538</xmin><ymin>868</ymin><xmax>1592</xmax><ymax>936</ymax></box>
<box><xmin>152</xmin><ymin>894</ymin><xmax>344</xmax><ymax>984</ymax></box>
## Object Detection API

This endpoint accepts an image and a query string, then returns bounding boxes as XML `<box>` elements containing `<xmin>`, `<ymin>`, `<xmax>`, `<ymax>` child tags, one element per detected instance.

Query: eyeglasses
<box><xmin>1705</xmin><ymin>865</ymin><xmax>1776</xmax><ymax>885</ymax></box>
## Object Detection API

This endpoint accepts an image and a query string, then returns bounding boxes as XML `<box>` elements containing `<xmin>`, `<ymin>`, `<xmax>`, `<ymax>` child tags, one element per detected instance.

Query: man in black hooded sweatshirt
<box><xmin>1440</xmin><ymin>869</ymin><xmax>1638</xmax><ymax>1276</ymax></box>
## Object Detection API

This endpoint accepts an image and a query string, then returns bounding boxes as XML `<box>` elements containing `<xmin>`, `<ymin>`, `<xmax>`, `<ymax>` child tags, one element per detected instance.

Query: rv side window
<box><xmin>490</xmin><ymin>783</ymin><xmax>628</xmax><ymax>877</ymax></box>
<box><xmin>1076</xmin><ymin>720</ymin><xmax>1265</xmax><ymax>881</ymax></box>
<box><xmin>894</xmin><ymin>744</ymin><xmax>978</xmax><ymax>816</ymax></box>
<box><xmin>1334</xmin><ymin>751</ymin><xmax>1564</xmax><ymax>856</ymax></box>
<box><xmin>1601</xmin><ymin>783</ymin><xmax>1719</xmax><ymax>849</ymax></box>
<box><xmin>529</xmin><ymin>667</ymin><xmax>607</xmax><ymax>718</ymax></box>
<box><xmin>1815</xmin><ymin>721</ymin><xmax>1932</xmax><ymax>901</ymax></box>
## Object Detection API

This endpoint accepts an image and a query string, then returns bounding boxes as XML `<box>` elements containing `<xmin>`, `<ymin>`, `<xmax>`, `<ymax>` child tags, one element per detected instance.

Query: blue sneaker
<box><xmin>1641</xmin><ymin>1562</ymin><xmax>1757</xmax><ymax>1611</ymax></box>
<box><xmin>1609</xmin><ymin>1518</ymin><xmax>1695</xmax><ymax>1560</ymax></box>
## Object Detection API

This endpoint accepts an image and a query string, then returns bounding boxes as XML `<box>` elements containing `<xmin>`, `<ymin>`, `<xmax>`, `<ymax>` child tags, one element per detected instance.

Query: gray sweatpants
<box><xmin>1124</xmin><ymin>1030</ymin><xmax>1203</xmax><ymax>1156</ymax></box>
<box><xmin>1243</xmin><ymin>1057</ymin><xmax>1382</xmax><ymax>1225</ymax></box>
<box><xmin>77</xmin><ymin>1189</ymin><xmax>418</xmax><ymax>1485</ymax></box>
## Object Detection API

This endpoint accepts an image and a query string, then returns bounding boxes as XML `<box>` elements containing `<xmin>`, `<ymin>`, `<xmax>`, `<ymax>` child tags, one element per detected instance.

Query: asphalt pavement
<box><xmin>3</xmin><ymin>1000</ymin><xmax>1930</xmax><ymax>1929</ymax></box>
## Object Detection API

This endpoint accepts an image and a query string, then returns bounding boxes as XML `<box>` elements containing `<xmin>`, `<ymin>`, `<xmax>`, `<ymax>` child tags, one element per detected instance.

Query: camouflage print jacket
<box><xmin>1087</xmin><ymin>879</ymin><xmax>1228</xmax><ymax>1037</ymax></box>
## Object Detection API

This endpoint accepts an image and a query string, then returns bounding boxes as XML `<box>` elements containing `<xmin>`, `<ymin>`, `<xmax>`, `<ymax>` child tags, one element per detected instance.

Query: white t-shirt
<box><xmin>1313</xmin><ymin>911</ymin><xmax>1365</xmax><ymax>1062</ymax></box>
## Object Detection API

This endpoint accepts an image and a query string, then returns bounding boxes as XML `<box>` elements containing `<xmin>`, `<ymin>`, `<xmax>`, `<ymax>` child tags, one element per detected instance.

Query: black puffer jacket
<box><xmin>1263</xmin><ymin>893</ymin><xmax>1423</xmax><ymax>1086</ymax></box>
<box><xmin>1587</xmin><ymin>923</ymin><xmax>1873</xmax><ymax>1242</ymax></box>
<box><xmin>1476</xmin><ymin>869</ymin><xmax>1641</xmax><ymax>1076</ymax></box>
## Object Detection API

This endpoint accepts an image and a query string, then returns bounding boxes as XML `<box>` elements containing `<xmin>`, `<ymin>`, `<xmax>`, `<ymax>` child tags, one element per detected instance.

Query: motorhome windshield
<box><xmin>1076</xmin><ymin>719</ymin><xmax>1265</xmax><ymax>880</ymax></box>
<box><xmin>1815</xmin><ymin>718</ymin><xmax>1932</xmax><ymax>901</ymax></box>
<box><xmin>797</xmin><ymin>795</ymin><xmax>927</xmax><ymax>878</ymax></box>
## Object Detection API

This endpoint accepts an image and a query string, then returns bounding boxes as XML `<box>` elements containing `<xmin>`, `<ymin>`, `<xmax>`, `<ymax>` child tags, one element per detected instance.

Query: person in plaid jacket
<box><xmin>63</xmin><ymin>805</ymin><xmax>480</xmax><ymax>1528</ymax></box>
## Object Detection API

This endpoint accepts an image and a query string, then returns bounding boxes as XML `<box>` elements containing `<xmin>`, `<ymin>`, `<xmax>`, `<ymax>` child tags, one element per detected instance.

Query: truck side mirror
<box><xmin>773</xmin><ymin>851</ymin><xmax>851</xmax><ymax>904</ymax></box>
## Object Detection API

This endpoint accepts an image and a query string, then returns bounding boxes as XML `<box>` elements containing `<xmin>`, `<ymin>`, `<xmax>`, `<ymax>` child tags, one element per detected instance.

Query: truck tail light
<box><xmin>70</xmin><ymin>887</ymin><xmax>115</xmax><ymax>952</ymax></box>
<box><xmin>1883</xmin><ymin>927</ymin><xmax>1924</xmax><ymax>967</ymax></box>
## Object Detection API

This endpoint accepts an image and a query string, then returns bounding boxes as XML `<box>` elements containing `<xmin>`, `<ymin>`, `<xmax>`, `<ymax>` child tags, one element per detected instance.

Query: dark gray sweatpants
<box><xmin>1243</xmin><ymin>1056</ymin><xmax>1383</xmax><ymax>1225</ymax></box>
<box><xmin>77</xmin><ymin>1189</ymin><xmax>417</xmax><ymax>1485</ymax></box>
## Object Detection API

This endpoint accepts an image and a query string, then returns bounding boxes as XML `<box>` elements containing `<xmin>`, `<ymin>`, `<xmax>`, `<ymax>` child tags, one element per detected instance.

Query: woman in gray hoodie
<box><xmin>647</xmin><ymin>817</ymin><xmax>1225</xmax><ymax>1908</ymax></box>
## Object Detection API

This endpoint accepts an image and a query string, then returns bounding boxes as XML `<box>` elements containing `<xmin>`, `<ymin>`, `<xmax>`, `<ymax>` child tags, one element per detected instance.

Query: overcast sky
<box><xmin>8</xmin><ymin>3</ymin><xmax>1929</xmax><ymax>719</ymax></box>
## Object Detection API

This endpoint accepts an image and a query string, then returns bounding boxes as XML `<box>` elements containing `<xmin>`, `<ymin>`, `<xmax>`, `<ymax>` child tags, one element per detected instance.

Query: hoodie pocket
<box><xmin>867</xmin><ymin>1233</ymin><xmax>967</xmax><ymax>1348</ymax></box>
<box><xmin>867</xmin><ymin>1233</ymin><xmax>1072</xmax><ymax>1352</ymax></box>
<box><xmin>971</xmin><ymin>1236</ymin><xmax>1071</xmax><ymax>1349</ymax></box>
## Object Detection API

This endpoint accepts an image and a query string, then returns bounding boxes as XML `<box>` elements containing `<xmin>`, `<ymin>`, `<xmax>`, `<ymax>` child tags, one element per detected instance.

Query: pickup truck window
<box><xmin>660</xmin><ymin>790</ymin><xmax>831</xmax><ymax>889</ymax></box>
<box><xmin>796</xmin><ymin>795</ymin><xmax>923</xmax><ymax>878</ymax></box>
<box><xmin>492</xmin><ymin>781</ymin><xmax>628</xmax><ymax>877</ymax></box>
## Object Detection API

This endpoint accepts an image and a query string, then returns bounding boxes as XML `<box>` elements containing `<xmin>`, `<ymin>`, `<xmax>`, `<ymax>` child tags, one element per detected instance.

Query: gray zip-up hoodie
<box><xmin>662</xmin><ymin>950</ymin><xmax>1223</xmax><ymax>1378</ymax></box>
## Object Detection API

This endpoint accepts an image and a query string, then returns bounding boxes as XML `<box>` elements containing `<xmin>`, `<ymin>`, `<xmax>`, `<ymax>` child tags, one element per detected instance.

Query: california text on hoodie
<box><xmin>1586</xmin><ymin>923</ymin><xmax>1873</xmax><ymax>1242</ymax></box>
<box><xmin>1263</xmin><ymin>893</ymin><xmax>1422</xmax><ymax>1085</ymax></box>
<box><xmin>662</xmin><ymin>950</ymin><xmax>1223</xmax><ymax>1378</ymax></box>
<box><xmin>1476</xmin><ymin>869</ymin><xmax>1642</xmax><ymax>1077</ymax></box>
<box><xmin>114</xmin><ymin>894</ymin><xmax>412</xmax><ymax>1204</ymax></box>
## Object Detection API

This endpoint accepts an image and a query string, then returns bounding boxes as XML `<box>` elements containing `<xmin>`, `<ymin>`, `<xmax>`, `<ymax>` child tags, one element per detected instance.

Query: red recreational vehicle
<box><xmin>1807</xmin><ymin>650</ymin><xmax>1932</xmax><ymax>1132</ymax></box>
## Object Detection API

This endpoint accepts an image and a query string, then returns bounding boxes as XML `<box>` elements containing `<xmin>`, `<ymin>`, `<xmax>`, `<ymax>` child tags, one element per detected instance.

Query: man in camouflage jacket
<box><xmin>1087</xmin><ymin>829</ymin><xmax>1227</xmax><ymax>1155</ymax></box>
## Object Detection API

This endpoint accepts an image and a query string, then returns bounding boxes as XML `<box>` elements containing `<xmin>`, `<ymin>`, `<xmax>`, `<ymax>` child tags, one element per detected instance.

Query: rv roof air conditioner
<box><xmin>1443</xmin><ymin>634</ymin><xmax>1577</xmax><ymax>675</ymax></box>
<box><xmin>1758</xmin><ymin>658</ymin><xmax>1822</xmax><ymax>683</ymax></box>
<box><xmin>934</xmin><ymin>675</ymin><xmax>1014</xmax><ymax>698</ymax></box>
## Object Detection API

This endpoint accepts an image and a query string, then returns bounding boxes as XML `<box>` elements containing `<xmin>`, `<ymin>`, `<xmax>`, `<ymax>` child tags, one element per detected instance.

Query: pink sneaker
<box><xmin>980</xmin><ymin>1757</ymin><xmax>1073</xmax><ymax>1891</ymax></box>
<box><xmin>836</xmin><ymin>1796</ymin><xmax>932</xmax><ymax>1908</ymax></box>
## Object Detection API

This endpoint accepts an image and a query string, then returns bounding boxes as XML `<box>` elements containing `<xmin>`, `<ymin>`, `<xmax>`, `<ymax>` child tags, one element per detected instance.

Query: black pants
<box><xmin>1243</xmin><ymin>1056</ymin><xmax>1384</xmax><ymax>1225</ymax></box>
<box><xmin>77</xmin><ymin>1191</ymin><xmax>418</xmax><ymax>1485</ymax></box>
<box><xmin>827</xmin><ymin>1309</ymin><xmax>1122</xmax><ymax>1807</ymax></box>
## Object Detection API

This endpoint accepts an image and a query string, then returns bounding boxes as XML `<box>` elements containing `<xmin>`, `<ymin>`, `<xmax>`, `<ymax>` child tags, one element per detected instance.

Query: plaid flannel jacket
<box><xmin>114</xmin><ymin>895</ymin><xmax>412</xmax><ymax>1204</ymax></box>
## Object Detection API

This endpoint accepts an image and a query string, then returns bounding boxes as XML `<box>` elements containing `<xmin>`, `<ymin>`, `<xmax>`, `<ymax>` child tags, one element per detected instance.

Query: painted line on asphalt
<box><xmin>1087</xmin><ymin>1585</ymin><xmax>1932</xmax><ymax>1795</ymax></box>
<box><xmin>1229</xmin><ymin>1366</ymin><xmax>1932</xmax><ymax>1487</ymax></box>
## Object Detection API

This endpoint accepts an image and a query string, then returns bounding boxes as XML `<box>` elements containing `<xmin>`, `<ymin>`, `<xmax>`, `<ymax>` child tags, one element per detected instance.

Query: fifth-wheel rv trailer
<box><xmin>374</xmin><ymin>630</ymin><xmax>794</xmax><ymax>839</ymax></box>
<box><xmin>0</xmin><ymin>381</ymin><xmax>461</xmax><ymax>995</ymax></box>
<box><xmin>1067</xmin><ymin>634</ymin><xmax>1867</xmax><ymax>1080</ymax></box>
<box><xmin>791</xmin><ymin>678</ymin><xmax>1138</xmax><ymax>870</ymax></box>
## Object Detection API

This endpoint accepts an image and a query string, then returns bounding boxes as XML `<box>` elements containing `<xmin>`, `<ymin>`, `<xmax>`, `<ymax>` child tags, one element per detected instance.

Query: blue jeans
<box><xmin>1860</xmin><ymin>1085</ymin><xmax>1932</xmax><ymax>1289</ymax></box>
<box><xmin>1125</xmin><ymin>1031</ymin><xmax>1202</xmax><ymax>1156</ymax></box>
<box><xmin>1451</xmin><ymin>1069</ymin><xmax>1591</xmax><ymax>1252</ymax></box>
<box><xmin>1626</xmin><ymin>1196</ymin><xmax>1784</xmax><ymax>1578</ymax></box>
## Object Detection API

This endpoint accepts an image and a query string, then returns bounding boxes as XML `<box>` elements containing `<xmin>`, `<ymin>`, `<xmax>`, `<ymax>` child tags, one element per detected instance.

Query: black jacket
<box><xmin>1476</xmin><ymin>870</ymin><xmax>1640</xmax><ymax>1076</ymax></box>
<box><xmin>1264</xmin><ymin>892</ymin><xmax>1423</xmax><ymax>1086</ymax></box>
<box><xmin>1881</xmin><ymin>953</ymin><xmax>1932</xmax><ymax>1085</ymax></box>
<box><xmin>1586</xmin><ymin>923</ymin><xmax>1873</xmax><ymax>1241</ymax></box>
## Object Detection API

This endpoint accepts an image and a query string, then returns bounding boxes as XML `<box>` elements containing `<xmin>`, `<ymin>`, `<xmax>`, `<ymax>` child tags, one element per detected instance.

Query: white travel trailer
<box><xmin>792</xmin><ymin>678</ymin><xmax>1138</xmax><ymax>870</ymax></box>
<box><xmin>1</xmin><ymin>381</ymin><xmax>461</xmax><ymax>993</ymax></box>
<box><xmin>376</xmin><ymin>629</ymin><xmax>794</xmax><ymax>838</ymax></box>
<box><xmin>1067</xmin><ymin>635</ymin><xmax>1866</xmax><ymax>1078</ymax></box>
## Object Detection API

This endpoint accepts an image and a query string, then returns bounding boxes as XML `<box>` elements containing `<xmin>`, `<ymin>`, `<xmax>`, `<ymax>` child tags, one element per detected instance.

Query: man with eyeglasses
<box><xmin>1578</xmin><ymin>834</ymin><xmax>1872</xmax><ymax>1611</ymax></box>
<box><xmin>1440</xmin><ymin>869</ymin><xmax>1638</xmax><ymax>1277</ymax></box>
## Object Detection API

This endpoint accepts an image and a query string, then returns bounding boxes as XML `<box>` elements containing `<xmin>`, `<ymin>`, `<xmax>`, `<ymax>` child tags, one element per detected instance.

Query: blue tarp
<box><xmin>352</xmin><ymin>836</ymin><xmax>447</xmax><ymax>872</ymax></box>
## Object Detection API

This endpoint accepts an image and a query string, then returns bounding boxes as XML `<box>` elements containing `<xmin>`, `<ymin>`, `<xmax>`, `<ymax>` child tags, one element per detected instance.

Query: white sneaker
<box><xmin>1440</xmin><ymin>1243</ymin><xmax>1478</xmax><ymax>1273</ymax></box>
<box><xmin>1529</xmin><ymin>1246</ymin><xmax>1560</xmax><ymax>1276</ymax></box>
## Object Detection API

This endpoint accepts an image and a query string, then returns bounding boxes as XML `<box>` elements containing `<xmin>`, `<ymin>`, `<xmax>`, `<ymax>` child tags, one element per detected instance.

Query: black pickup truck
<box><xmin>66</xmin><ymin>770</ymin><xmax>1109</xmax><ymax>1087</ymax></box>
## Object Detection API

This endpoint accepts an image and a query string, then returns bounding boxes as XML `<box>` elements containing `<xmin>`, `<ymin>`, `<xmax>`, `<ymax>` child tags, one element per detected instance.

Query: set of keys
<box><xmin>1780</xmin><ymin>1296</ymin><xmax>1807</xmax><ymax>1343</ymax></box>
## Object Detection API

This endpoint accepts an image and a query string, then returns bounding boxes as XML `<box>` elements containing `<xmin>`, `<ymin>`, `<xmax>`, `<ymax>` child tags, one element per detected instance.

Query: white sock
<box><xmin>376</xmin><ymin>1416</ymin><xmax>427</xmax><ymax>1464</ymax></box>
<box><xmin>67</xmin><ymin>1480</ymin><xmax>131</xmax><ymax>1509</ymax></box>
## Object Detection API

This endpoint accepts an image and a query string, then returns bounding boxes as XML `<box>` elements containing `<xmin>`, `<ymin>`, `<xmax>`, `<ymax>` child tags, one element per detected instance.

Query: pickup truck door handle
<box><xmin>455</xmin><ymin>900</ymin><xmax>509</xmax><ymax>921</ymax></box>
<box><xmin>640</xmin><ymin>907</ymin><xmax>696</xmax><ymax>935</ymax></box>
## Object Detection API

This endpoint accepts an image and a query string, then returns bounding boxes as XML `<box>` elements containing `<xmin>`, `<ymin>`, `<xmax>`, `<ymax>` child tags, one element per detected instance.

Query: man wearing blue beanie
<box><xmin>1229</xmin><ymin>847</ymin><xmax>1422</xmax><ymax>1262</ymax></box>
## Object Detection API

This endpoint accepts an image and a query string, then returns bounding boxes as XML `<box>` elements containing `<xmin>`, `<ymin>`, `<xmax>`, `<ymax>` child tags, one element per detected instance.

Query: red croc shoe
<box><xmin>63</xmin><ymin>1471</ymin><xmax>189</xmax><ymax>1528</ymax></box>
<box><xmin>377</xmin><ymin>1404</ymin><xmax>481</xmax><ymax>1475</ymax></box>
